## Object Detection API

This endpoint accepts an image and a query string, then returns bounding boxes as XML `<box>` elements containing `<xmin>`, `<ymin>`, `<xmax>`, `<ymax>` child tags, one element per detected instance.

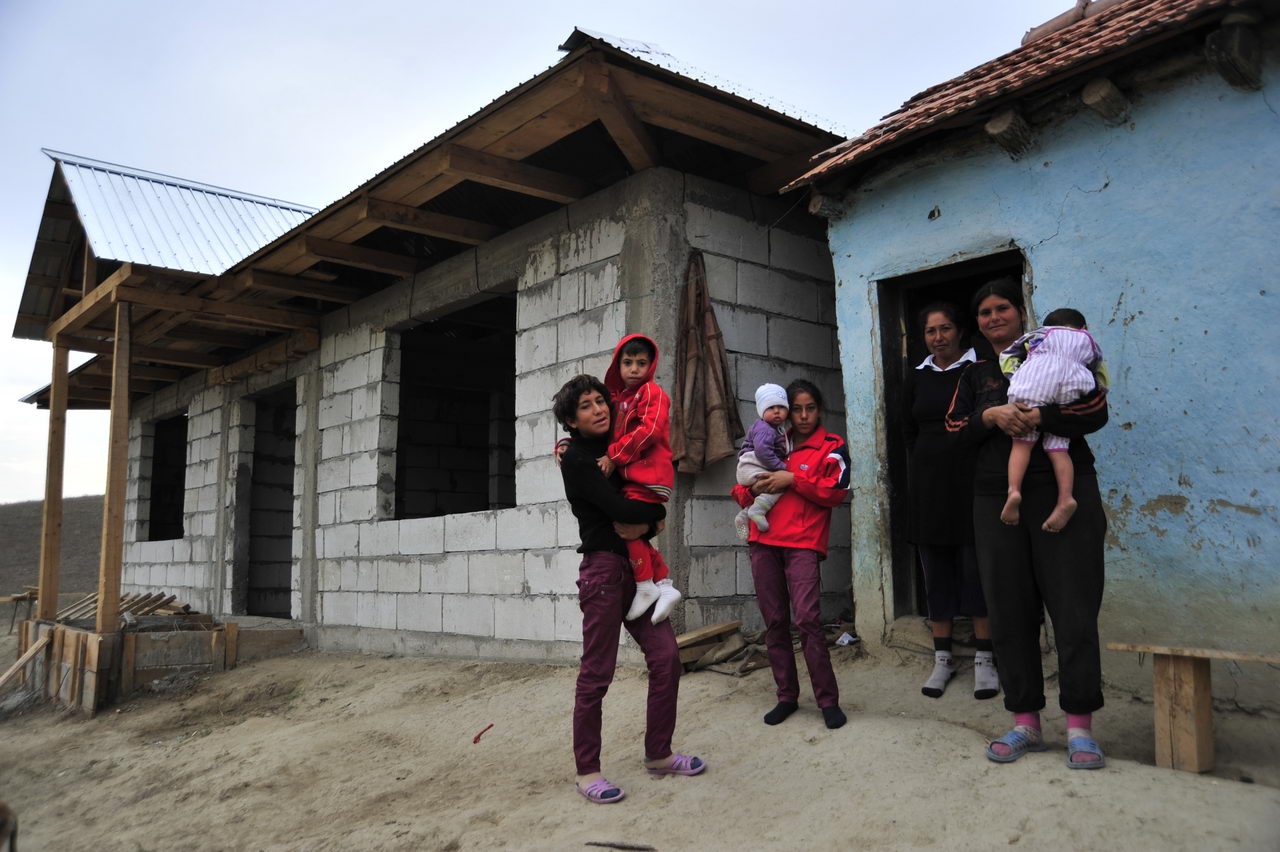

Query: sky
<box><xmin>0</xmin><ymin>0</ymin><xmax>1073</xmax><ymax>505</ymax></box>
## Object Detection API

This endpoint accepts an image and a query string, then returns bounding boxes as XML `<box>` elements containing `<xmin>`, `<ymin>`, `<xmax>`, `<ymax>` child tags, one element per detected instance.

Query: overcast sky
<box><xmin>0</xmin><ymin>0</ymin><xmax>1072</xmax><ymax>504</ymax></box>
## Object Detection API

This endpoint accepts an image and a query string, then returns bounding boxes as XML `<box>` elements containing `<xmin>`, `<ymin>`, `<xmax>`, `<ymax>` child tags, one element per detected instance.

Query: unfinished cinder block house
<box><xmin>12</xmin><ymin>31</ymin><xmax>849</xmax><ymax>701</ymax></box>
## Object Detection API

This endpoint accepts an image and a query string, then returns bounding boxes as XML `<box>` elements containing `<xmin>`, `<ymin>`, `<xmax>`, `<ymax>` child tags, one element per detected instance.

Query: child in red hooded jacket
<box><xmin>597</xmin><ymin>334</ymin><xmax>681</xmax><ymax>623</ymax></box>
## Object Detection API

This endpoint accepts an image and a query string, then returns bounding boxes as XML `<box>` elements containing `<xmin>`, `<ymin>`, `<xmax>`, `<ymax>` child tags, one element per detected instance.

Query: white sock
<box><xmin>973</xmin><ymin>650</ymin><xmax>1000</xmax><ymax>699</ymax></box>
<box><xmin>650</xmin><ymin>579</ymin><xmax>682</xmax><ymax>624</ymax></box>
<box><xmin>921</xmin><ymin>652</ymin><xmax>956</xmax><ymax>698</ymax></box>
<box><xmin>626</xmin><ymin>580</ymin><xmax>660</xmax><ymax>621</ymax></box>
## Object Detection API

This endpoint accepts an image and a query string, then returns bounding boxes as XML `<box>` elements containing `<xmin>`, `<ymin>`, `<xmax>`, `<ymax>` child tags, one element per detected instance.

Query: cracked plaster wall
<box><xmin>825</xmin><ymin>53</ymin><xmax>1280</xmax><ymax>707</ymax></box>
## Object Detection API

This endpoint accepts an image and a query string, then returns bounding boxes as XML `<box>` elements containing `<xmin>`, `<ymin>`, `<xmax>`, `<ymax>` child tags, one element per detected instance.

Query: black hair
<box><xmin>552</xmin><ymin>374</ymin><xmax>612</xmax><ymax>434</ymax></box>
<box><xmin>969</xmin><ymin>277</ymin><xmax>1026</xmax><ymax>318</ymax></box>
<box><xmin>1044</xmin><ymin>307</ymin><xmax>1087</xmax><ymax>329</ymax></box>
<box><xmin>786</xmin><ymin>379</ymin><xmax>824</xmax><ymax>410</ymax></box>
<box><xmin>917</xmin><ymin>301</ymin><xmax>964</xmax><ymax>334</ymax></box>
<box><xmin>620</xmin><ymin>337</ymin><xmax>655</xmax><ymax>360</ymax></box>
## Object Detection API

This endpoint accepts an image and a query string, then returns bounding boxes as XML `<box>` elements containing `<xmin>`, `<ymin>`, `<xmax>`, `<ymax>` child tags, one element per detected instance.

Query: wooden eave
<box><xmin>18</xmin><ymin>36</ymin><xmax>840</xmax><ymax>410</ymax></box>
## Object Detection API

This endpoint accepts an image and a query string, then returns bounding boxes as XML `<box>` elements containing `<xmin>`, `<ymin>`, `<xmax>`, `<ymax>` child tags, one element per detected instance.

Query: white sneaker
<box><xmin>626</xmin><ymin>580</ymin><xmax>660</xmax><ymax>621</ymax></box>
<box><xmin>921</xmin><ymin>654</ymin><xmax>956</xmax><ymax>698</ymax></box>
<box><xmin>973</xmin><ymin>652</ymin><xmax>1000</xmax><ymax>699</ymax></box>
<box><xmin>650</xmin><ymin>579</ymin><xmax>682</xmax><ymax>624</ymax></box>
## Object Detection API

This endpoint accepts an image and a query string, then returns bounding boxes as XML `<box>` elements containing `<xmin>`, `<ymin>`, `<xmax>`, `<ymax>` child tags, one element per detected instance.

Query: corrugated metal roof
<box><xmin>561</xmin><ymin>28</ymin><xmax>848</xmax><ymax>136</ymax></box>
<box><xmin>45</xmin><ymin>149</ymin><xmax>317</xmax><ymax>276</ymax></box>
<box><xmin>788</xmin><ymin>0</ymin><xmax>1234</xmax><ymax>190</ymax></box>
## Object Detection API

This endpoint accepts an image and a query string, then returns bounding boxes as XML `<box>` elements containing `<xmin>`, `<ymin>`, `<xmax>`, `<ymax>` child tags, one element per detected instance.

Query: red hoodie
<box><xmin>604</xmin><ymin>333</ymin><xmax>674</xmax><ymax>495</ymax></box>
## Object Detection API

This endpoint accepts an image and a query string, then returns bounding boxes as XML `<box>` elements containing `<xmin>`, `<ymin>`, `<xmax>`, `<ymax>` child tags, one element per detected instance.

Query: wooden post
<box><xmin>984</xmin><ymin>108</ymin><xmax>1034</xmax><ymax>159</ymax></box>
<box><xmin>1153</xmin><ymin>653</ymin><xmax>1215</xmax><ymax>772</ymax></box>
<box><xmin>96</xmin><ymin>302</ymin><xmax>132</xmax><ymax>634</ymax></box>
<box><xmin>36</xmin><ymin>345</ymin><xmax>69</xmax><ymax>621</ymax></box>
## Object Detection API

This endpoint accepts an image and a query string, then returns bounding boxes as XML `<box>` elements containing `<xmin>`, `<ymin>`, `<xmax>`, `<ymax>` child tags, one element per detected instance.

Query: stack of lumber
<box><xmin>55</xmin><ymin>592</ymin><xmax>193</xmax><ymax>622</ymax></box>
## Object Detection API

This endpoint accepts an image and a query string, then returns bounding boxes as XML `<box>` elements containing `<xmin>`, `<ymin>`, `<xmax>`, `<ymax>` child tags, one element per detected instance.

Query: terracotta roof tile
<box><xmin>789</xmin><ymin>0</ymin><xmax>1234</xmax><ymax>190</ymax></box>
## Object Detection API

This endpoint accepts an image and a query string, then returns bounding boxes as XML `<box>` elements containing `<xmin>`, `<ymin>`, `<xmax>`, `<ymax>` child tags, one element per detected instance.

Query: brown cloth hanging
<box><xmin>671</xmin><ymin>251</ymin><xmax>744</xmax><ymax>473</ymax></box>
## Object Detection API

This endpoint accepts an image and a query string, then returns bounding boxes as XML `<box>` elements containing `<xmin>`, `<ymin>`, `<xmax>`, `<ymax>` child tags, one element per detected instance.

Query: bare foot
<box><xmin>1042</xmin><ymin>498</ymin><xmax>1078</xmax><ymax>532</ymax></box>
<box><xmin>1000</xmin><ymin>491</ymin><xmax>1022</xmax><ymax>525</ymax></box>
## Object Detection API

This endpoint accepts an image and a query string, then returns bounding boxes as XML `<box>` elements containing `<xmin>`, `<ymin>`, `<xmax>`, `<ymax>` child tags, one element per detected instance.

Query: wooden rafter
<box><xmin>441</xmin><ymin>144</ymin><xmax>594</xmax><ymax>204</ymax></box>
<box><xmin>236</xmin><ymin>270</ymin><xmax>365</xmax><ymax>304</ymax></box>
<box><xmin>45</xmin><ymin>263</ymin><xmax>148</xmax><ymax>340</ymax></box>
<box><xmin>358</xmin><ymin>198</ymin><xmax>499</xmax><ymax>245</ymax></box>
<box><xmin>271</xmin><ymin>235</ymin><xmax>420</xmax><ymax>278</ymax></box>
<box><xmin>583</xmin><ymin>58</ymin><xmax>660</xmax><ymax>172</ymax></box>
<box><xmin>115</xmin><ymin>284</ymin><xmax>321</xmax><ymax>330</ymax></box>
<box><xmin>59</xmin><ymin>335</ymin><xmax>224</xmax><ymax>368</ymax></box>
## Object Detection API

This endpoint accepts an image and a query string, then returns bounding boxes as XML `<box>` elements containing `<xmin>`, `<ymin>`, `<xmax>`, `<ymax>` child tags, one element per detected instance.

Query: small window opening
<box><xmin>146</xmin><ymin>414</ymin><xmax>187</xmax><ymax>541</ymax></box>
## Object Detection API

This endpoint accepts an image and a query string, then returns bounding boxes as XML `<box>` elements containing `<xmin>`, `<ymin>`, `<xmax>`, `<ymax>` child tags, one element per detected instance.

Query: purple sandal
<box><xmin>646</xmin><ymin>754</ymin><xmax>707</xmax><ymax>776</ymax></box>
<box><xmin>576</xmin><ymin>777</ymin><xmax>625</xmax><ymax>803</ymax></box>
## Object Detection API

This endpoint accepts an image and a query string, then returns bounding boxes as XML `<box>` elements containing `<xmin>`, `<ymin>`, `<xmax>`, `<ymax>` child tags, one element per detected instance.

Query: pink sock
<box><xmin>1066</xmin><ymin>713</ymin><xmax>1092</xmax><ymax>732</ymax></box>
<box><xmin>1014</xmin><ymin>712</ymin><xmax>1041</xmax><ymax>731</ymax></box>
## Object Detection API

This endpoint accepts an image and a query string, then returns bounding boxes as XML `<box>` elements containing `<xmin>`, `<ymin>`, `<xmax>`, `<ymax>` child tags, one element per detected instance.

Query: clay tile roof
<box><xmin>787</xmin><ymin>0</ymin><xmax>1234</xmax><ymax>191</ymax></box>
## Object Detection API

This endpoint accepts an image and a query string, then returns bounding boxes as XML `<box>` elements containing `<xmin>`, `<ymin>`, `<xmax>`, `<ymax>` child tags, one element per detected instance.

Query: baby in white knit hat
<box><xmin>734</xmin><ymin>383</ymin><xmax>792</xmax><ymax>541</ymax></box>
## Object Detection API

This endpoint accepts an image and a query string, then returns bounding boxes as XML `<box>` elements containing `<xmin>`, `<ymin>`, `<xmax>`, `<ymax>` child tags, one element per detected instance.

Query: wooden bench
<box><xmin>1106</xmin><ymin>642</ymin><xmax>1280</xmax><ymax>773</ymax></box>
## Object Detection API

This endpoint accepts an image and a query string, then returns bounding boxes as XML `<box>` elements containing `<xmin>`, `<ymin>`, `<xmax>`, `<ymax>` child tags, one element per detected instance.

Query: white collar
<box><xmin>916</xmin><ymin>348</ymin><xmax>977</xmax><ymax>372</ymax></box>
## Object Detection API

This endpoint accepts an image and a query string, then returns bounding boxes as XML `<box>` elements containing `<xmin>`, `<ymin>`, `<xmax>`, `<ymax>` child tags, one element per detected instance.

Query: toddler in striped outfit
<box><xmin>999</xmin><ymin>308</ymin><xmax>1107</xmax><ymax>532</ymax></box>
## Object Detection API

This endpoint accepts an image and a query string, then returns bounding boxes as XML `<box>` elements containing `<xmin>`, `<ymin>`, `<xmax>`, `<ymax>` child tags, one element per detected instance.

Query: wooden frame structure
<box><xmin>11</xmin><ymin>30</ymin><xmax>841</xmax><ymax>709</ymax></box>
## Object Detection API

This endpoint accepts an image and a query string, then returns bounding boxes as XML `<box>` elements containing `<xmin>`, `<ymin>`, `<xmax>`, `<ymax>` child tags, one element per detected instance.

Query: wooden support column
<box><xmin>1152</xmin><ymin>653</ymin><xmax>1214</xmax><ymax>772</ymax></box>
<box><xmin>36</xmin><ymin>345</ymin><xmax>69</xmax><ymax>620</ymax></box>
<box><xmin>95</xmin><ymin>303</ymin><xmax>132</xmax><ymax>633</ymax></box>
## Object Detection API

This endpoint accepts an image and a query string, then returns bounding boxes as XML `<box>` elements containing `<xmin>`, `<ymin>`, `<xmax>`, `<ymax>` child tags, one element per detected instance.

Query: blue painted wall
<box><xmin>827</xmin><ymin>55</ymin><xmax>1279</xmax><ymax>704</ymax></box>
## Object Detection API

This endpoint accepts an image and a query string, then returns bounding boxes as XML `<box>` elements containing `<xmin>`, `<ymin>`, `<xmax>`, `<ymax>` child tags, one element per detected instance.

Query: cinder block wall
<box><xmin>118</xmin><ymin>167</ymin><xmax>844</xmax><ymax>662</ymax></box>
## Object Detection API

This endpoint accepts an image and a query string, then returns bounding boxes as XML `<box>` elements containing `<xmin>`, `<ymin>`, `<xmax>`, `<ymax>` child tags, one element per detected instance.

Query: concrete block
<box><xmin>517</xmin><ymin>279</ymin><xmax>559</xmax><ymax>329</ymax></box>
<box><xmin>343</xmin><ymin>418</ymin><xmax>380</xmax><ymax>454</ymax></box>
<box><xmin>494</xmin><ymin>596</ymin><xmax>556</xmax><ymax>641</ymax></box>
<box><xmin>348</xmin><ymin>279</ymin><xmax>412</xmax><ymax>330</ymax></box>
<box><xmin>520</xmin><ymin>235</ymin><xmax>559</xmax><ymax>289</ymax></box>
<box><xmin>556</xmin><ymin>270</ymin><xmax>583</xmax><ymax>316</ymax></box>
<box><xmin>467</xmin><ymin>551</ymin><xmax>526</xmax><ymax>595</ymax></box>
<box><xmin>738</xmin><ymin>264</ymin><xmax>818</xmax><ymax>322</ymax></box>
<box><xmin>326</xmin><ymin>327</ymin><xmax>373</xmax><ymax>367</ymax></box>
<box><xmin>397</xmin><ymin>593</ymin><xmax>443</xmax><ymax>632</ymax></box>
<box><xmin>323</xmin><ymin>524</ymin><xmax>360</xmax><ymax>559</ymax></box>
<box><xmin>561</xmin><ymin>217</ymin><xmax>626</xmax><ymax>271</ymax></box>
<box><xmin>421</xmin><ymin>553</ymin><xmax>469</xmax><ymax>594</ymax></box>
<box><xmin>349</xmin><ymin>385</ymin><xmax>384</xmax><ymax>421</ymax></box>
<box><xmin>702</xmin><ymin>253</ymin><xmax>738</xmax><ymax>302</ymax></box>
<box><xmin>410</xmin><ymin>251</ymin><xmax>480</xmax><ymax>320</ymax></box>
<box><xmin>554</xmin><ymin>598</ymin><xmax>585</xmax><ymax>643</ymax></box>
<box><xmin>583</xmin><ymin>260</ymin><xmax>620</xmax><ymax>310</ymax></box>
<box><xmin>525</xmin><ymin>548</ymin><xmax>580</xmax><ymax>595</ymax></box>
<box><xmin>322</xmin><ymin>591</ymin><xmax>358</xmax><ymax>625</ymax></box>
<box><xmin>685</xmin><ymin>203</ymin><xmax>769</xmax><ymax>266</ymax></box>
<box><xmin>321</xmin><ymin>426</ymin><xmax>343</xmax><ymax>459</ymax></box>
<box><xmin>515</xmin><ymin>363</ymin><xmax>569</xmax><ymax>418</ymax></box>
<box><xmin>444</xmin><ymin>511</ymin><xmax>497</xmax><ymax>551</ymax></box>
<box><xmin>556</xmin><ymin>502</ymin><xmax>581</xmax><ymax>548</ymax></box>
<box><xmin>318</xmin><ymin>455</ymin><xmax>351</xmax><ymax>495</ymax></box>
<box><xmin>769</xmin><ymin>316</ymin><xmax>835</xmax><ymax>368</ymax></box>
<box><xmin>516</xmin><ymin>456</ymin><xmax>565</xmax><ymax>505</ymax></box>
<box><xmin>688</xmin><ymin>547</ymin><xmax>738</xmax><ymax>597</ymax></box>
<box><xmin>515</xmin><ymin>323</ymin><xmax>558</xmax><ymax>373</ymax></box>
<box><xmin>495</xmin><ymin>504</ymin><xmax>558</xmax><ymax>550</ymax></box>
<box><xmin>357</xmin><ymin>591</ymin><xmax>398</xmax><ymax>630</ymax></box>
<box><xmin>317</xmin><ymin>492</ymin><xmax>336</xmax><ymax>526</ymax></box>
<box><xmin>359</xmin><ymin>521</ymin><xmax>400</xmax><ymax>557</ymax></box>
<box><xmin>319</xmin><ymin>559</ymin><xmax>342</xmax><ymax>592</ymax></box>
<box><xmin>770</xmin><ymin>229</ymin><xmax>835</xmax><ymax>282</ymax></box>
<box><xmin>555</xmin><ymin>303</ymin><xmax>625</xmax><ymax>363</ymax></box>
<box><xmin>338</xmin><ymin>488</ymin><xmax>377</xmax><ymax>523</ymax></box>
<box><xmin>717</xmin><ymin>304</ymin><xmax>770</xmax><ymax>357</ymax></box>
<box><xmin>332</xmin><ymin>355</ymin><xmax>373</xmax><ymax>395</ymax></box>
<box><xmin>684</xmin><ymin>497</ymin><xmax>741</xmax><ymax>547</ymax></box>
<box><xmin>378</xmin><ymin>559</ymin><xmax>420</xmax><ymax>593</ymax></box>
<box><xmin>399</xmin><ymin>515</ymin><xmax>444</xmax><ymax>555</ymax></box>
<box><xmin>318</xmin><ymin>391</ymin><xmax>353</xmax><ymax>430</ymax></box>
<box><xmin>690</xmin><ymin>453</ymin><xmax>738</xmax><ymax>496</ymax></box>
<box><xmin>515</xmin><ymin>411</ymin><xmax>560</xmax><ymax>463</ymax></box>
<box><xmin>442</xmin><ymin>594</ymin><xmax>495</xmax><ymax>636</ymax></box>
<box><xmin>820</xmin><ymin>548</ymin><xmax>852</xmax><ymax>595</ymax></box>
<box><xmin>348</xmin><ymin>451</ymin><xmax>380</xmax><ymax>488</ymax></box>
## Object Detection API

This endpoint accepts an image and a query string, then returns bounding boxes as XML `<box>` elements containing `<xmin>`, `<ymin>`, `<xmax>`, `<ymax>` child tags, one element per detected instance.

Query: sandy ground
<box><xmin>1</xmin><ymin>630</ymin><xmax>1278</xmax><ymax>852</ymax></box>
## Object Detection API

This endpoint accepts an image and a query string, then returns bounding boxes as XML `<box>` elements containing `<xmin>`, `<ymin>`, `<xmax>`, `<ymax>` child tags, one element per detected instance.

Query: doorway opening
<box><xmin>246</xmin><ymin>385</ymin><xmax>297</xmax><ymax>618</ymax></box>
<box><xmin>877</xmin><ymin>250</ymin><xmax>1026</xmax><ymax>620</ymax></box>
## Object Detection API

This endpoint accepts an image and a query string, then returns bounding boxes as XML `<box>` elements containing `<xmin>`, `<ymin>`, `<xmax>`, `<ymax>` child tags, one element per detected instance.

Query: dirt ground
<box><xmin>1</xmin><ymin>629</ymin><xmax>1278</xmax><ymax>852</ymax></box>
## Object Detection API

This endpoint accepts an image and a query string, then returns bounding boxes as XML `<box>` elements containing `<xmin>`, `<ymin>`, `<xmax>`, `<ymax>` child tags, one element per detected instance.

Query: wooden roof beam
<box><xmin>583</xmin><ymin>60</ymin><xmax>660</xmax><ymax>172</ymax></box>
<box><xmin>272</xmin><ymin>235</ymin><xmax>420</xmax><ymax>278</ymax></box>
<box><xmin>358</xmin><ymin>198</ymin><xmax>500</xmax><ymax>246</ymax></box>
<box><xmin>239</xmin><ymin>269</ymin><xmax>366</xmax><ymax>303</ymax></box>
<box><xmin>441</xmin><ymin>144</ymin><xmax>593</xmax><ymax>204</ymax></box>
<box><xmin>158</xmin><ymin>325</ymin><xmax>263</xmax><ymax>347</ymax></box>
<box><xmin>81</xmin><ymin>360</ymin><xmax>184</xmax><ymax>382</ymax></box>
<box><xmin>58</xmin><ymin>335</ymin><xmax>224</xmax><ymax>368</ymax></box>
<box><xmin>46</xmin><ymin>263</ymin><xmax>147</xmax><ymax>340</ymax></box>
<box><xmin>115</xmin><ymin>285</ymin><xmax>322</xmax><ymax>330</ymax></box>
<box><xmin>208</xmin><ymin>328</ymin><xmax>320</xmax><ymax>386</ymax></box>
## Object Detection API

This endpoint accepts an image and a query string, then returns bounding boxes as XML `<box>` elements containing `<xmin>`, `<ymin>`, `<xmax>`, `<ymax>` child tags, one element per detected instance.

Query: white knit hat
<box><xmin>755</xmin><ymin>383</ymin><xmax>789</xmax><ymax>418</ymax></box>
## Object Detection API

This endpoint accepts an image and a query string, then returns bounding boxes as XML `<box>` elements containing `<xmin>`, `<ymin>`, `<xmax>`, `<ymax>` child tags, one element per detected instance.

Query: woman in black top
<box><xmin>553</xmin><ymin>374</ymin><xmax>706</xmax><ymax>805</ymax></box>
<box><xmin>904</xmin><ymin>303</ymin><xmax>997</xmax><ymax>700</ymax></box>
<box><xmin>946</xmin><ymin>279</ymin><xmax>1109</xmax><ymax>769</ymax></box>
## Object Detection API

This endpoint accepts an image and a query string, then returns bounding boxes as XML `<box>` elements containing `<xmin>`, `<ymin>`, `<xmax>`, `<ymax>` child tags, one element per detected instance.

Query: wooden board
<box><xmin>1106</xmin><ymin>642</ymin><xmax>1280</xmax><ymax>665</ymax></box>
<box><xmin>675</xmin><ymin>621</ymin><xmax>742</xmax><ymax>649</ymax></box>
<box><xmin>0</xmin><ymin>635</ymin><xmax>50</xmax><ymax>690</ymax></box>
<box><xmin>1153</xmin><ymin>654</ymin><xmax>1215</xmax><ymax>772</ymax></box>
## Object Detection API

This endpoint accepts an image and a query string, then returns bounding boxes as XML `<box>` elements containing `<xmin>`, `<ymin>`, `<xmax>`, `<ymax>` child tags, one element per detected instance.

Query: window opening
<box><xmin>145</xmin><ymin>414</ymin><xmax>187</xmax><ymax>541</ymax></box>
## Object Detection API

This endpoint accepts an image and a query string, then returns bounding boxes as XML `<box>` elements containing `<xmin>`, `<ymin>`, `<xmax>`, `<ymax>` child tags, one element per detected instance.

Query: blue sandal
<box><xmin>985</xmin><ymin>728</ymin><xmax>1048</xmax><ymax>763</ymax></box>
<box><xmin>1066</xmin><ymin>736</ymin><xmax>1106</xmax><ymax>769</ymax></box>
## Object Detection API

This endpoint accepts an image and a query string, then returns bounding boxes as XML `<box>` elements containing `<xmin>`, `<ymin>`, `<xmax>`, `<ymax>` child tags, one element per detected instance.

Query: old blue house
<box><xmin>789</xmin><ymin>0</ymin><xmax>1279</xmax><ymax>709</ymax></box>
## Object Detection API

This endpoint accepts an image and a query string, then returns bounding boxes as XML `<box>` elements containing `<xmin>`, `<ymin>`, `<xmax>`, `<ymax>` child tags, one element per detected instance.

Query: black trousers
<box><xmin>973</xmin><ymin>474</ymin><xmax>1106</xmax><ymax>715</ymax></box>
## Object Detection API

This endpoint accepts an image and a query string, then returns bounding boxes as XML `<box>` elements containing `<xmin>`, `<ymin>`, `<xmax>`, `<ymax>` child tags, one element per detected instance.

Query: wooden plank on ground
<box><xmin>675</xmin><ymin>621</ymin><xmax>742</xmax><ymax>649</ymax></box>
<box><xmin>0</xmin><ymin>635</ymin><xmax>51</xmax><ymax>690</ymax></box>
<box><xmin>121</xmin><ymin>632</ymin><xmax>137</xmax><ymax>695</ymax></box>
<box><xmin>225</xmin><ymin>622</ymin><xmax>239</xmax><ymax>669</ymax></box>
<box><xmin>210</xmin><ymin>629</ymin><xmax>226</xmax><ymax>673</ymax></box>
<box><xmin>1106</xmin><ymin>642</ymin><xmax>1280</xmax><ymax>665</ymax></box>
